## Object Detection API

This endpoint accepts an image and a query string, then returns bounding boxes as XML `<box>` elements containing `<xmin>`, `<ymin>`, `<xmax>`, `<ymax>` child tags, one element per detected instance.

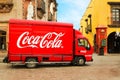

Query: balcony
<box><xmin>0</xmin><ymin>0</ymin><xmax>13</xmax><ymax>13</ymax></box>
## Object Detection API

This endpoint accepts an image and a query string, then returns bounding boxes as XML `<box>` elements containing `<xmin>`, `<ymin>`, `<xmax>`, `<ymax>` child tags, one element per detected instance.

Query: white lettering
<box><xmin>17</xmin><ymin>31</ymin><xmax>65</xmax><ymax>48</ymax></box>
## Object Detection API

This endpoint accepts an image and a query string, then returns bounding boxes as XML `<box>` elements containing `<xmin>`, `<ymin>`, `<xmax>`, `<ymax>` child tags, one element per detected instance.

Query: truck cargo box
<box><xmin>9</xmin><ymin>19</ymin><xmax>73</xmax><ymax>61</ymax></box>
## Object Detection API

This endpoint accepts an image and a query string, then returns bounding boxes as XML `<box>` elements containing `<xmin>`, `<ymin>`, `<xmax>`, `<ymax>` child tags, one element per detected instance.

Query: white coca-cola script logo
<box><xmin>17</xmin><ymin>32</ymin><xmax>65</xmax><ymax>48</ymax></box>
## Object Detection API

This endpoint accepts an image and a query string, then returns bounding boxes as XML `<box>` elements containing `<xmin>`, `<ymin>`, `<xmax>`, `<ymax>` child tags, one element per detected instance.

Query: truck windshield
<box><xmin>78</xmin><ymin>39</ymin><xmax>90</xmax><ymax>49</ymax></box>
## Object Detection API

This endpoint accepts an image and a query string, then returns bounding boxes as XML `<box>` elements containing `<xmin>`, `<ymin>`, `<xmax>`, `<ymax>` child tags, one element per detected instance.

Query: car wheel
<box><xmin>25</xmin><ymin>58</ymin><xmax>38</xmax><ymax>68</ymax></box>
<box><xmin>77</xmin><ymin>57</ymin><xmax>85</xmax><ymax>66</ymax></box>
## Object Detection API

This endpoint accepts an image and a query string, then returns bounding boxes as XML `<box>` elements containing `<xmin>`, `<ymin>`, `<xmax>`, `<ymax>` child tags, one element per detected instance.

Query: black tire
<box><xmin>25</xmin><ymin>58</ymin><xmax>38</xmax><ymax>68</ymax></box>
<box><xmin>76</xmin><ymin>57</ymin><xmax>85</xmax><ymax>66</ymax></box>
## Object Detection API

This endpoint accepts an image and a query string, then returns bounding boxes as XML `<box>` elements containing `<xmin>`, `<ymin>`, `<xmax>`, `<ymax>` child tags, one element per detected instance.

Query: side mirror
<box><xmin>86</xmin><ymin>44</ymin><xmax>90</xmax><ymax>50</ymax></box>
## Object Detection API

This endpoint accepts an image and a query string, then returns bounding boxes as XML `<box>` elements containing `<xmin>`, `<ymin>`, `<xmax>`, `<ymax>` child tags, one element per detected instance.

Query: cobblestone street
<box><xmin>0</xmin><ymin>53</ymin><xmax>120</xmax><ymax>80</ymax></box>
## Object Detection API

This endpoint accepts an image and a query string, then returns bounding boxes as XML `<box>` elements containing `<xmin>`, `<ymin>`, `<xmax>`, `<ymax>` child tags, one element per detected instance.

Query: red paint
<box><xmin>96</xmin><ymin>26</ymin><xmax>107</xmax><ymax>55</ymax></box>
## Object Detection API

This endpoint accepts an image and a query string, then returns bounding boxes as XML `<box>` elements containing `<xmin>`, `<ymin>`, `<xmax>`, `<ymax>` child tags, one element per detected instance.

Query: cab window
<box><xmin>78</xmin><ymin>39</ymin><xmax>90</xmax><ymax>49</ymax></box>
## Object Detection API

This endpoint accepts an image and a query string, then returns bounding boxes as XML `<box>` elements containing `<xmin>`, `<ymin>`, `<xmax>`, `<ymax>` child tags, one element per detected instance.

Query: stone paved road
<box><xmin>0</xmin><ymin>54</ymin><xmax>120</xmax><ymax>80</ymax></box>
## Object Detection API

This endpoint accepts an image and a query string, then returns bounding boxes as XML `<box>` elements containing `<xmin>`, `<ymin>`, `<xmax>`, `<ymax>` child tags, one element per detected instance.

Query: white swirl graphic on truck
<box><xmin>17</xmin><ymin>32</ymin><xmax>65</xmax><ymax>48</ymax></box>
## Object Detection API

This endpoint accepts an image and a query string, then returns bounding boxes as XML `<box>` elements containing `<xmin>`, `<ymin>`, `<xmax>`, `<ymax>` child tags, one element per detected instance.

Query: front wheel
<box><xmin>76</xmin><ymin>57</ymin><xmax>85</xmax><ymax>66</ymax></box>
<box><xmin>25</xmin><ymin>58</ymin><xmax>38</xmax><ymax>68</ymax></box>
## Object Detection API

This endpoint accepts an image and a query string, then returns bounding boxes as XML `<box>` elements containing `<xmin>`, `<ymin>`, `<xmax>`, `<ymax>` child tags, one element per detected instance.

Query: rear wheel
<box><xmin>25</xmin><ymin>58</ymin><xmax>38</xmax><ymax>68</ymax></box>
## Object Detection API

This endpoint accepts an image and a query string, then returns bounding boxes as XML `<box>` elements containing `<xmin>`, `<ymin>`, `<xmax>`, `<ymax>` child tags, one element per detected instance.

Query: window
<box><xmin>37</xmin><ymin>0</ymin><xmax>45</xmax><ymax>12</ymax></box>
<box><xmin>78</xmin><ymin>39</ymin><xmax>90</xmax><ymax>49</ymax></box>
<box><xmin>108</xmin><ymin>2</ymin><xmax>120</xmax><ymax>26</ymax></box>
<box><xmin>88</xmin><ymin>14</ymin><xmax>92</xmax><ymax>32</ymax></box>
<box><xmin>85</xmin><ymin>14</ymin><xmax>92</xmax><ymax>34</ymax></box>
<box><xmin>85</xmin><ymin>19</ymin><xmax>89</xmax><ymax>34</ymax></box>
<box><xmin>0</xmin><ymin>31</ymin><xmax>6</xmax><ymax>50</ymax></box>
<box><xmin>112</xmin><ymin>8</ymin><xmax>120</xmax><ymax>24</ymax></box>
<box><xmin>37</xmin><ymin>0</ymin><xmax>45</xmax><ymax>19</ymax></box>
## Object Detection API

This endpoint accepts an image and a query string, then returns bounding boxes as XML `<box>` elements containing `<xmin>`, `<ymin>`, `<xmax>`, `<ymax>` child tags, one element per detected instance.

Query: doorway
<box><xmin>0</xmin><ymin>30</ymin><xmax>6</xmax><ymax>50</ymax></box>
<box><xmin>107</xmin><ymin>32</ymin><xmax>120</xmax><ymax>53</ymax></box>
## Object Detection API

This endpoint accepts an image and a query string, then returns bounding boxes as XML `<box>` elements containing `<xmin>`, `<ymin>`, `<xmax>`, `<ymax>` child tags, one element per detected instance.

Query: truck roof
<box><xmin>74</xmin><ymin>30</ymin><xmax>86</xmax><ymax>39</ymax></box>
<box><xmin>9</xmin><ymin>19</ymin><xmax>73</xmax><ymax>28</ymax></box>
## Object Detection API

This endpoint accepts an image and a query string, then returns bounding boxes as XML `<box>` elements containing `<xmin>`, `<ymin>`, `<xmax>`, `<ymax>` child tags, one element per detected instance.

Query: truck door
<box><xmin>75</xmin><ymin>38</ymin><xmax>91</xmax><ymax>55</ymax></box>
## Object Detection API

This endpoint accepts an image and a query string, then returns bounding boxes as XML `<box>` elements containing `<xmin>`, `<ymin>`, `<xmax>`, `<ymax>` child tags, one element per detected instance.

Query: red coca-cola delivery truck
<box><xmin>3</xmin><ymin>19</ymin><xmax>93</xmax><ymax>68</ymax></box>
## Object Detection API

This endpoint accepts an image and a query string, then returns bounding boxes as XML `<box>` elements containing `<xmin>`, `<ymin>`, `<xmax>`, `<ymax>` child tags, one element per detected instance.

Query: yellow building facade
<box><xmin>80</xmin><ymin>0</ymin><xmax>120</xmax><ymax>54</ymax></box>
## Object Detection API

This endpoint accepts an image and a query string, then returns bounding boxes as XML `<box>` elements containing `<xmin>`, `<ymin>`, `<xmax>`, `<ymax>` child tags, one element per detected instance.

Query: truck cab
<box><xmin>72</xmin><ymin>30</ymin><xmax>93</xmax><ymax>65</ymax></box>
